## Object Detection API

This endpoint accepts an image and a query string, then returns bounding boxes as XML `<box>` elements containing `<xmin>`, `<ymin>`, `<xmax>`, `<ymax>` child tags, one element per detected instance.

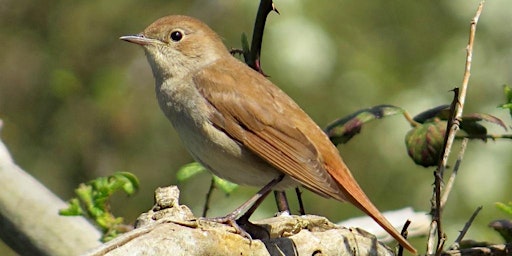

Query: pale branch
<box><xmin>441</xmin><ymin>138</ymin><xmax>469</xmax><ymax>209</ymax></box>
<box><xmin>83</xmin><ymin>186</ymin><xmax>399</xmax><ymax>256</ymax></box>
<box><xmin>0</xmin><ymin>132</ymin><xmax>101</xmax><ymax>256</ymax></box>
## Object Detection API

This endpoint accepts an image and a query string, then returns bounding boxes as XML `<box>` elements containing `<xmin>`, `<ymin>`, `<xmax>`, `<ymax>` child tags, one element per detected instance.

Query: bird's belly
<box><xmin>174</xmin><ymin>118</ymin><xmax>297</xmax><ymax>191</ymax></box>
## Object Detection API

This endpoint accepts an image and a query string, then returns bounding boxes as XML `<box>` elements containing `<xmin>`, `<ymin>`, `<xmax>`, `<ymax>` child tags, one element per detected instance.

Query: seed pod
<box><xmin>405</xmin><ymin>121</ymin><xmax>446</xmax><ymax>167</ymax></box>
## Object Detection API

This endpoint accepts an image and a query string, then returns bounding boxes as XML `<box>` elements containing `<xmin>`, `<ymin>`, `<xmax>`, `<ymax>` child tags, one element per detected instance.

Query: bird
<box><xmin>120</xmin><ymin>15</ymin><xmax>417</xmax><ymax>254</ymax></box>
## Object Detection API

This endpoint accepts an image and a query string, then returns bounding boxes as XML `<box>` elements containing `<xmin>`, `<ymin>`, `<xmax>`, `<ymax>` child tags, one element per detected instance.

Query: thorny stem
<box><xmin>426</xmin><ymin>2</ymin><xmax>485</xmax><ymax>255</ymax></box>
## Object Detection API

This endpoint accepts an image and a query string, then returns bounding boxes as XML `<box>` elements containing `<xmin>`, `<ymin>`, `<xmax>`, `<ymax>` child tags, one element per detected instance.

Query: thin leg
<box><xmin>295</xmin><ymin>187</ymin><xmax>306</xmax><ymax>215</ymax></box>
<box><xmin>202</xmin><ymin>175</ymin><xmax>285</xmax><ymax>239</ymax></box>
<box><xmin>274</xmin><ymin>191</ymin><xmax>290</xmax><ymax>213</ymax></box>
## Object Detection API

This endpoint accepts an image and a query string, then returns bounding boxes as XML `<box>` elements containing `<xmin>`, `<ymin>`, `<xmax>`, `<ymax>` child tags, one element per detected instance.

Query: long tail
<box><xmin>327</xmin><ymin>165</ymin><xmax>417</xmax><ymax>254</ymax></box>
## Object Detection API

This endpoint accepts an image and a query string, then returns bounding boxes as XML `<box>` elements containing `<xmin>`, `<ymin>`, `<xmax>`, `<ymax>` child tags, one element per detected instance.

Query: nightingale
<box><xmin>121</xmin><ymin>15</ymin><xmax>416</xmax><ymax>254</ymax></box>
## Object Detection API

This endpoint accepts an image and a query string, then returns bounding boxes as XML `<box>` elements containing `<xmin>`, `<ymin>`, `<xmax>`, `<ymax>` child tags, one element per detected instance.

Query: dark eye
<box><xmin>170</xmin><ymin>31</ymin><xmax>183</xmax><ymax>42</ymax></box>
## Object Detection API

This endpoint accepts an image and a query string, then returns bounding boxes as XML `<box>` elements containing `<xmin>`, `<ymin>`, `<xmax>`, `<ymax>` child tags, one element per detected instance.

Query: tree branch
<box><xmin>0</xmin><ymin>129</ymin><xmax>101</xmax><ymax>256</ymax></box>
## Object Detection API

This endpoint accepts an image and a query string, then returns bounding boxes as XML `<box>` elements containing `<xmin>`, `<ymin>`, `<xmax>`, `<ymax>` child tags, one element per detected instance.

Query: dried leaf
<box><xmin>412</xmin><ymin>105</ymin><xmax>450</xmax><ymax>123</ymax></box>
<box><xmin>325</xmin><ymin>105</ymin><xmax>405</xmax><ymax>145</ymax></box>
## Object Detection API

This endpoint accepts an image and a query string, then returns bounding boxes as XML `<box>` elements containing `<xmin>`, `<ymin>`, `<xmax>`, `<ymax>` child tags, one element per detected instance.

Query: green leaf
<box><xmin>110</xmin><ymin>172</ymin><xmax>139</xmax><ymax>195</ymax></box>
<box><xmin>59</xmin><ymin>172</ymin><xmax>139</xmax><ymax>240</ymax></box>
<box><xmin>412</xmin><ymin>104</ymin><xmax>507</xmax><ymax>140</ymax></box>
<box><xmin>59</xmin><ymin>198</ymin><xmax>83</xmax><ymax>216</ymax></box>
<box><xmin>176</xmin><ymin>162</ymin><xmax>208</xmax><ymax>182</ymax></box>
<box><xmin>325</xmin><ymin>104</ymin><xmax>405</xmax><ymax>145</ymax></box>
<box><xmin>212</xmin><ymin>175</ymin><xmax>239</xmax><ymax>195</ymax></box>
<box><xmin>496</xmin><ymin>202</ymin><xmax>512</xmax><ymax>216</ymax></box>
<box><xmin>498</xmin><ymin>85</ymin><xmax>512</xmax><ymax>118</ymax></box>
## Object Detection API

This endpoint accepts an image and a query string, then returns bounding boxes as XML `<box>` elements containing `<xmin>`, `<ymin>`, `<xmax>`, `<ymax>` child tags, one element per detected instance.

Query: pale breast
<box><xmin>157</xmin><ymin>78</ymin><xmax>297</xmax><ymax>190</ymax></box>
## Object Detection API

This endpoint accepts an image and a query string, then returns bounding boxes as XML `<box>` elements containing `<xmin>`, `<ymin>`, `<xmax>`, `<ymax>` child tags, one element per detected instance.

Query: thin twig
<box><xmin>426</xmin><ymin>1</ymin><xmax>485</xmax><ymax>255</ymax></box>
<box><xmin>402</xmin><ymin>111</ymin><xmax>421</xmax><ymax>127</ymax></box>
<box><xmin>441</xmin><ymin>138</ymin><xmax>469</xmax><ymax>209</ymax></box>
<box><xmin>248</xmin><ymin>0</ymin><xmax>279</xmax><ymax>74</ymax></box>
<box><xmin>202</xmin><ymin>177</ymin><xmax>215</xmax><ymax>217</ymax></box>
<box><xmin>455</xmin><ymin>134</ymin><xmax>512</xmax><ymax>140</ymax></box>
<box><xmin>449</xmin><ymin>206</ymin><xmax>483</xmax><ymax>250</ymax></box>
<box><xmin>427</xmin><ymin>87</ymin><xmax>458</xmax><ymax>255</ymax></box>
<box><xmin>398</xmin><ymin>220</ymin><xmax>412</xmax><ymax>256</ymax></box>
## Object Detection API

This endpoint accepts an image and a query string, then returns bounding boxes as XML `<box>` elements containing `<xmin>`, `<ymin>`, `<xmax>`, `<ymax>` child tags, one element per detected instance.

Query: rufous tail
<box><xmin>328</xmin><ymin>166</ymin><xmax>417</xmax><ymax>254</ymax></box>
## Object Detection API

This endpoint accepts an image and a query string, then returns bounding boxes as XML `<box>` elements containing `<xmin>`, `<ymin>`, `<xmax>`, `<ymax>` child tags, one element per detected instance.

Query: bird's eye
<box><xmin>170</xmin><ymin>31</ymin><xmax>183</xmax><ymax>42</ymax></box>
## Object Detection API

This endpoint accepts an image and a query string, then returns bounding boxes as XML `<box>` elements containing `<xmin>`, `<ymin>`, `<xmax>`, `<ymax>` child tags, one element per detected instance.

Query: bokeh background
<box><xmin>1</xmin><ymin>0</ymin><xmax>511</xmax><ymax>254</ymax></box>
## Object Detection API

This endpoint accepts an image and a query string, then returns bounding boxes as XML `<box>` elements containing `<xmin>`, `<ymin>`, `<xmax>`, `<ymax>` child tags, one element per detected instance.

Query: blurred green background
<box><xmin>1</xmin><ymin>0</ymin><xmax>511</xmax><ymax>254</ymax></box>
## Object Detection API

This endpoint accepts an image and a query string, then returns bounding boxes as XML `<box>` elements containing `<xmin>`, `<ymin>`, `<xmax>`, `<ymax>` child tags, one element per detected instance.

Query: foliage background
<box><xmin>1</xmin><ymin>0</ymin><xmax>511</xmax><ymax>254</ymax></box>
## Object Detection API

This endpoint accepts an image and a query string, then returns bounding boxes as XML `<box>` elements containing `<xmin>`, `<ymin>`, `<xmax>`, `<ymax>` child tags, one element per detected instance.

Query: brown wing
<box><xmin>194</xmin><ymin>57</ymin><xmax>417</xmax><ymax>254</ymax></box>
<box><xmin>194</xmin><ymin>57</ymin><xmax>345</xmax><ymax>200</ymax></box>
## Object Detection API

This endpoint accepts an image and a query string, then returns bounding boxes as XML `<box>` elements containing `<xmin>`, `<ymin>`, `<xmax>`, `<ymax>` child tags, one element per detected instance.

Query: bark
<box><xmin>0</xmin><ymin>136</ymin><xmax>102</xmax><ymax>256</ymax></box>
<box><xmin>83</xmin><ymin>186</ymin><xmax>395</xmax><ymax>256</ymax></box>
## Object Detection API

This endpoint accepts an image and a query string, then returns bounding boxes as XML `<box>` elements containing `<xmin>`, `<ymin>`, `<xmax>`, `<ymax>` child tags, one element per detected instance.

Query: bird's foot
<box><xmin>201</xmin><ymin>213</ymin><xmax>270</xmax><ymax>241</ymax></box>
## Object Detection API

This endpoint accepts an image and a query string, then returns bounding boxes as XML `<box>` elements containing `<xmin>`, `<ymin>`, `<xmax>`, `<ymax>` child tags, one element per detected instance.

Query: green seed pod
<box><xmin>405</xmin><ymin>121</ymin><xmax>447</xmax><ymax>167</ymax></box>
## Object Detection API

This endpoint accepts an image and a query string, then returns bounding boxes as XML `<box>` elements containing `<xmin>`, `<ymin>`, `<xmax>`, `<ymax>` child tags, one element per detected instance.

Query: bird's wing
<box><xmin>194</xmin><ymin>58</ymin><xmax>418</xmax><ymax>254</ymax></box>
<box><xmin>194</xmin><ymin>57</ymin><xmax>345</xmax><ymax>200</ymax></box>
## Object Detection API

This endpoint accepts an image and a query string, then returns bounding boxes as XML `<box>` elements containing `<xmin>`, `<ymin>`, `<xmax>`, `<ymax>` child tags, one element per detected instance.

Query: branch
<box><xmin>0</xmin><ymin>125</ymin><xmax>101</xmax><ymax>255</ymax></box>
<box><xmin>441</xmin><ymin>243</ymin><xmax>512</xmax><ymax>256</ymax></box>
<box><xmin>451</xmin><ymin>206</ymin><xmax>483</xmax><ymax>250</ymax></box>
<box><xmin>427</xmin><ymin>2</ymin><xmax>485</xmax><ymax>254</ymax></box>
<box><xmin>248</xmin><ymin>0</ymin><xmax>278</xmax><ymax>74</ymax></box>
<box><xmin>83</xmin><ymin>186</ymin><xmax>397</xmax><ymax>256</ymax></box>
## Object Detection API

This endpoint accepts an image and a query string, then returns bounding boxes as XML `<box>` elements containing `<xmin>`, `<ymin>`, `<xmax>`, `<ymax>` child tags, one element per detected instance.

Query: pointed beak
<box><xmin>119</xmin><ymin>34</ymin><xmax>159</xmax><ymax>46</ymax></box>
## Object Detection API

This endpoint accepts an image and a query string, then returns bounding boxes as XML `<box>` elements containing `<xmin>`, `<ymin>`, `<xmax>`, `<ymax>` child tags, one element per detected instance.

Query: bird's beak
<box><xmin>120</xmin><ymin>34</ymin><xmax>158</xmax><ymax>46</ymax></box>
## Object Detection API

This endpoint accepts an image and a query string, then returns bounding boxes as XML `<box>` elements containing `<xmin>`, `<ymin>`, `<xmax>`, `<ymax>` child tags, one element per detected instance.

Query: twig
<box><xmin>202</xmin><ymin>177</ymin><xmax>215</xmax><ymax>217</ymax></box>
<box><xmin>248</xmin><ymin>0</ymin><xmax>279</xmax><ymax>74</ymax></box>
<box><xmin>427</xmin><ymin>87</ymin><xmax>459</xmax><ymax>255</ymax></box>
<box><xmin>449</xmin><ymin>206</ymin><xmax>483</xmax><ymax>250</ymax></box>
<box><xmin>398</xmin><ymin>220</ymin><xmax>412</xmax><ymax>256</ymax></box>
<box><xmin>441</xmin><ymin>243</ymin><xmax>512</xmax><ymax>256</ymax></box>
<box><xmin>402</xmin><ymin>111</ymin><xmax>421</xmax><ymax>127</ymax></box>
<box><xmin>426</xmin><ymin>1</ymin><xmax>485</xmax><ymax>255</ymax></box>
<box><xmin>441</xmin><ymin>138</ymin><xmax>468</xmax><ymax>209</ymax></box>
<box><xmin>455</xmin><ymin>134</ymin><xmax>512</xmax><ymax>140</ymax></box>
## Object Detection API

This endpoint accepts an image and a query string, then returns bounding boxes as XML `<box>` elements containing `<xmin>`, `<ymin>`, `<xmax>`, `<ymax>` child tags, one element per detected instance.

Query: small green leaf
<box><xmin>176</xmin><ymin>162</ymin><xmax>208</xmax><ymax>182</ymax></box>
<box><xmin>325</xmin><ymin>105</ymin><xmax>405</xmax><ymax>145</ymax></box>
<box><xmin>59</xmin><ymin>198</ymin><xmax>83</xmax><ymax>216</ymax></box>
<box><xmin>212</xmin><ymin>176</ymin><xmax>239</xmax><ymax>195</ymax></box>
<box><xmin>111</xmin><ymin>172</ymin><xmax>139</xmax><ymax>195</ymax></box>
<box><xmin>59</xmin><ymin>172</ymin><xmax>139</xmax><ymax>241</ymax></box>
<box><xmin>496</xmin><ymin>202</ymin><xmax>512</xmax><ymax>216</ymax></box>
<box><xmin>498</xmin><ymin>85</ymin><xmax>512</xmax><ymax>118</ymax></box>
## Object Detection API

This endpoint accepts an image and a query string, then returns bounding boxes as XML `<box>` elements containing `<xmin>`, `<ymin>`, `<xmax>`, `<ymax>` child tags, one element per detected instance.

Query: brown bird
<box><xmin>120</xmin><ymin>15</ymin><xmax>416</xmax><ymax>254</ymax></box>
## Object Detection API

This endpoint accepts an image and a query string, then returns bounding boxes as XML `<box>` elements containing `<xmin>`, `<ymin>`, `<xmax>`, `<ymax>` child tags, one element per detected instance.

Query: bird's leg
<box><xmin>274</xmin><ymin>191</ymin><xmax>290</xmax><ymax>214</ymax></box>
<box><xmin>203</xmin><ymin>174</ymin><xmax>285</xmax><ymax>239</ymax></box>
<box><xmin>295</xmin><ymin>187</ymin><xmax>306</xmax><ymax>215</ymax></box>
